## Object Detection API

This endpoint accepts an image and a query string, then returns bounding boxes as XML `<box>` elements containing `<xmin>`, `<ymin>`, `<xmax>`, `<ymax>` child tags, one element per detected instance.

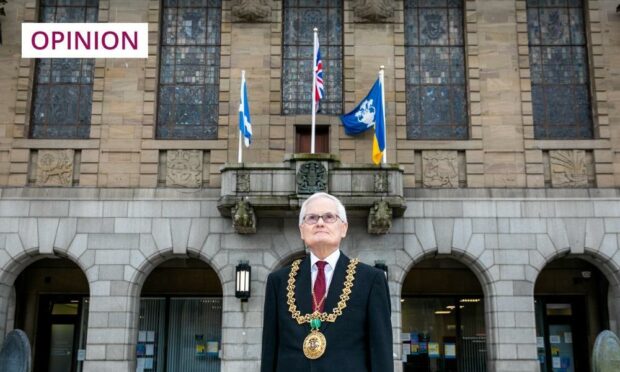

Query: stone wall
<box><xmin>0</xmin><ymin>188</ymin><xmax>619</xmax><ymax>371</ymax></box>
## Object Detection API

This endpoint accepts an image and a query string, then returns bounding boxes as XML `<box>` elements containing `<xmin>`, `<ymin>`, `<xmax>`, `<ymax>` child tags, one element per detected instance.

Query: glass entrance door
<box><xmin>535</xmin><ymin>298</ymin><xmax>589</xmax><ymax>372</ymax></box>
<box><xmin>35</xmin><ymin>296</ymin><xmax>89</xmax><ymax>372</ymax></box>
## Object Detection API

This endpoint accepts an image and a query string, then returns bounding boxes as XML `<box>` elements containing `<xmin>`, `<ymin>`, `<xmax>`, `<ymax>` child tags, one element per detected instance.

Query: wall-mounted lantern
<box><xmin>235</xmin><ymin>261</ymin><xmax>251</xmax><ymax>302</ymax></box>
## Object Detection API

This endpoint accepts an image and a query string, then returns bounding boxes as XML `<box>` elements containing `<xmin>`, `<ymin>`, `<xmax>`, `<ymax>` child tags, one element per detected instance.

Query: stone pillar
<box><xmin>83</xmin><ymin>278</ymin><xmax>137</xmax><ymax>372</ymax></box>
<box><xmin>486</xmin><ymin>283</ymin><xmax>539</xmax><ymax>371</ymax></box>
<box><xmin>220</xmin><ymin>260</ymin><xmax>266</xmax><ymax>372</ymax></box>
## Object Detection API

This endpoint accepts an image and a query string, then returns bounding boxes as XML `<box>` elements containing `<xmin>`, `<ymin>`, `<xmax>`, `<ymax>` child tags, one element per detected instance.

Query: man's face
<box><xmin>299</xmin><ymin>197</ymin><xmax>348</xmax><ymax>252</ymax></box>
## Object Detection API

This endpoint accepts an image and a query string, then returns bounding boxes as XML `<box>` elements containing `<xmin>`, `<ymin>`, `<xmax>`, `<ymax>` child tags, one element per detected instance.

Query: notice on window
<box><xmin>136</xmin><ymin>358</ymin><xmax>145</xmax><ymax>372</ymax></box>
<box><xmin>138</xmin><ymin>331</ymin><xmax>147</xmax><ymax>343</ymax></box>
<box><xmin>146</xmin><ymin>344</ymin><xmax>154</xmax><ymax>356</ymax></box>
<box><xmin>564</xmin><ymin>332</ymin><xmax>572</xmax><ymax>344</ymax></box>
<box><xmin>549</xmin><ymin>335</ymin><xmax>561</xmax><ymax>344</ymax></box>
<box><xmin>207</xmin><ymin>341</ymin><xmax>219</xmax><ymax>356</ymax></box>
<box><xmin>146</xmin><ymin>331</ymin><xmax>155</xmax><ymax>343</ymax></box>
<box><xmin>401</xmin><ymin>333</ymin><xmax>410</xmax><ymax>342</ymax></box>
<box><xmin>144</xmin><ymin>358</ymin><xmax>154</xmax><ymax>369</ymax></box>
<box><xmin>428</xmin><ymin>342</ymin><xmax>440</xmax><ymax>359</ymax></box>
<box><xmin>552</xmin><ymin>357</ymin><xmax>561</xmax><ymax>369</ymax></box>
<box><xmin>445</xmin><ymin>343</ymin><xmax>456</xmax><ymax>359</ymax></box>
<box><xmin>401</xmin><ymin>344</ymin><xmax>409</xmax><ymax>361</ymax></box>
<box><xmin>536</xmin><ymin>337</ymin><xmax>545</xmax><ymax>349</ymax></box>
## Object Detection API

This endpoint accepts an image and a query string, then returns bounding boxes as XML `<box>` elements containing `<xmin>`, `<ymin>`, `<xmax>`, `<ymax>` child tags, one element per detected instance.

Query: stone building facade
<box><xmin>0</xmin><ymin>0</ymin><xmax>620</xmax><ymax>372</ymax></box>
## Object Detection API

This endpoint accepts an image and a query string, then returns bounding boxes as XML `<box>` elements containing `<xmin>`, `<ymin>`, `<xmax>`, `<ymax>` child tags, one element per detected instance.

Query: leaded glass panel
<box><xmin>282</xmin><ymin>0</ymin><xmax>342</xmax><ymax>115</ymax></box>
<box><xmin>526</xmin><ymin>0</ymin><xmax>593</xmax><ymax>139</ymax></box>
<box><xmin>405</xmin><ymin>0</ymin><xmax>468</xmax><ymax>140</ymax></box>
<box><xmin>157</xmin><ymin>0</ymin><xmax>221</xmax><ymax>139</ymax></box>
<box><xmin>30</xmin><ymin>0</ymin><xmax>98</xmax><ymax>139</ymax></box>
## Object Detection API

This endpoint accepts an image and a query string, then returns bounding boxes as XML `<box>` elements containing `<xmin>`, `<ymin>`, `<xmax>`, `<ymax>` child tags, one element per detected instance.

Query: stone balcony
<box><xmin>218</xmin><ymin>154</ymin><xmax>406</xmax><ymax>234</ymax></box>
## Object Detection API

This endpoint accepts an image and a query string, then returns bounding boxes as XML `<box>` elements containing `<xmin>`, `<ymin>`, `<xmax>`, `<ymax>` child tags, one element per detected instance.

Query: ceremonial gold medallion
<box><xmin>303</xmin><ymin>330</ymin><xmax>326</xmax><ymax>359</ymax></box>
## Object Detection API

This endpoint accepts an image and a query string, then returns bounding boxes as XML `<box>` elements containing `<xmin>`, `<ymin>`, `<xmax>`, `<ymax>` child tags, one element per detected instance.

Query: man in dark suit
<box><xmin>261</xmin><ymin>192</ymin><xmax>393</xmax><ymax>372</ymax></box>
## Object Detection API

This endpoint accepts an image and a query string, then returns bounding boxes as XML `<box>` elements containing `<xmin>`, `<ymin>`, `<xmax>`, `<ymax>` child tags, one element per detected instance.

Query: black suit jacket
<box><xmin>261</xmin><ymin>253</ymin><xmax>393</xmax><ymax>372</ymax></box>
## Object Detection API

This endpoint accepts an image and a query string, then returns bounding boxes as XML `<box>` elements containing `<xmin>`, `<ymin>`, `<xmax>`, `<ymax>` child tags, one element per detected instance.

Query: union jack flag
<box><xmin>313</xmin><ymin>31</ymin><xmax>324</xmax><ymax>113</ymax></box>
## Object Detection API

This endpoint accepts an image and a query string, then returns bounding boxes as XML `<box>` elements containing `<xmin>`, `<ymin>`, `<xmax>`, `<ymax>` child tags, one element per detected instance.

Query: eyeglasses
<box><xmin>302</xmin><ymin>213</ymin><xmax>340</xmax><ymax>225</ymax></box>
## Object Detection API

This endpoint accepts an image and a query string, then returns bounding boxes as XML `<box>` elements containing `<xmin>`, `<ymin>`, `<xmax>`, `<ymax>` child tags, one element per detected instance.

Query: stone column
<box><xmin>83</xmin><ymin>279</ymin><xmax>137</xmax><ymax>372</ymax></box>
<box><xmin>486</xmin><ymin>282</ymin><xmax>538</xmax><ymax>371</ymax></box>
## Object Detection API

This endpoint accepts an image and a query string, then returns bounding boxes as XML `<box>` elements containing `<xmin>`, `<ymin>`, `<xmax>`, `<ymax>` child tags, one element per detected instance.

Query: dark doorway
<box><xmin>13</xmin><ymin>258</ymin><xmax>90</xmax><ymax>372</ymax></box>
<box><xmin>401</xmin><ymin>258</ymin><xmax>487</xmax><ymax>372</ymax></box>
<box><xmin>138</xmin><ymin>258</ymin><xmax>223</xmax><ymax>372</ymax></box>
<box><xmin>34</xmin><ymin>296</ymin><xmax>89</xmax><ymax>372</ymax></box>
<box><xmin>534</xmin><ymin>258</ymin><xmax>609</xmax><ymax>372</ymax></box>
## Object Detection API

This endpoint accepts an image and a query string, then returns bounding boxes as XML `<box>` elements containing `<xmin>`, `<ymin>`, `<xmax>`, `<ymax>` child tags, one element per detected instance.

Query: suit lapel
<box><xmin>323</xmin><ymin>253</ymin><xmax>349</xmax><ymax>312</ymax></box>
<box><xmin>294</xmin><ymin>255</ymin><xmax>313</xmax><ymax>316</ymax></box>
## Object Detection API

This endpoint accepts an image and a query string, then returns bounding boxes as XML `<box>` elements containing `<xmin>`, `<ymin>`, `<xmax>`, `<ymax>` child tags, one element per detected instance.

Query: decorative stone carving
<box><xmin>232</xmin><ymin>199</ymin><xmax>256</xmax><ymax>234</ymax></box>
<box><xmin>368</xmin><ymin>200</ymin><xmax>392</xmax><ymax>234</ymax></box>
<box><xmin>232</xmin><ymin>0</ymin><xmax>271</xmax><ymax>22</ymax></box>
<box><xmin>592</xmin><ymin>330</ymin><xmax>620</xmax><ymax>372</ymax></box>
<box><xmin>36</xmin><ymin>149</ymin><xmax>74</xmax><ymax>186</ymax></box>
<box><xmin>166</xmin><ymin>150</ymin><xmax>203</xmax><ymax>188</ymax></box>
<box><xmin>237</xmin><ymin>172</ymin><xmax>250</xmax><ymax>193</ymax></box>
<box><xmin>550</xmin><ymin>150</ymin><xmax>588</xmax><ymax>188</ymax></box>
<box><xmin>422</xmin><ymin>150</ymin><xmax>458</xmax><ymax>188</ymax></box>
<box><xmin>0</xmin><ymin>329</ymin><xmax>31</xmax><ymax>372</ymax></box>
<box><xmin>297</xmin><ymin>161</ymin><xmax>327</xmax><ymax>194</ymax></box>
<box><xmin>374</xmin><ymin>172</ymin><xmax>388</xmax><ymax>192</ymax></box>
<box><xmin>353</xmin><ymin>0</ymin><xmax>394</xmax><ymax>22</ymax></box>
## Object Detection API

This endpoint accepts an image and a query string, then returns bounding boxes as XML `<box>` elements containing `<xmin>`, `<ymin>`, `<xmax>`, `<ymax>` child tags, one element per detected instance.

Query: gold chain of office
<box><xmin>286</xmin><ymin>258</ymin><xmax>359</xmax><ymax>324</ymax></box>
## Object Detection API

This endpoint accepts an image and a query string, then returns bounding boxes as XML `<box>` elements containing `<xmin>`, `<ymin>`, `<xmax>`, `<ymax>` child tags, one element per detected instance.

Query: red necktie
<box><xmin>313</xmin><ymin>261</ymin><xmax>327</xmax><ymax>312</ymax></box>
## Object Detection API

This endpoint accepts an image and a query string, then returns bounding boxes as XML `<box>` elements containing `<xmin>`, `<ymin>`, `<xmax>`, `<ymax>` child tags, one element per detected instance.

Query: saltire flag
<box><xmin>239</xmin><ymin>71</ymin><xmax>252</xmax><ymax>147</ymax></box>
<box><xmin>340</xmin><ymin>78</ymin><xmax>386</xmax><ymax>164</ymax></box>
<box><xmin>313</xmin><ymin>32</ymin><xmax>325</xmax><ymax>113</ymax></box>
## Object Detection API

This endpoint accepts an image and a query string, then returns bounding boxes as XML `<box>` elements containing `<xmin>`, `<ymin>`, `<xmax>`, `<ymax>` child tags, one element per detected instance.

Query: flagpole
<box><xmin>238</xmin><ymin>70</ymin><xmax>245</xmax><ymax>164</ymax></box>
<box><xmin>311</xmin><ymin>27</ymin><xmax>318</xmax><ymax>154</ymax></box>
<box><xmin>380</xmin><ymin>65</ymin><xmax>387</xmax><ymax>164</ymax></box>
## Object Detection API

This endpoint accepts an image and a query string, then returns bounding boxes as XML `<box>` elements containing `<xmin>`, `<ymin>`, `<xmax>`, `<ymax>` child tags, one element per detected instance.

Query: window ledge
<box><xmin>12</xmin><ymin>139</ymin><xmax>100</xmax><ymax>149</ymax></box>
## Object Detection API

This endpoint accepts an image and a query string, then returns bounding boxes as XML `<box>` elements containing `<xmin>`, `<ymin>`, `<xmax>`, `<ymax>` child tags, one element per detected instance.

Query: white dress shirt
<box><xmin>310</xmin><ymin>249</ymin><xmax>340</xmax><ymax>295</ymax></box>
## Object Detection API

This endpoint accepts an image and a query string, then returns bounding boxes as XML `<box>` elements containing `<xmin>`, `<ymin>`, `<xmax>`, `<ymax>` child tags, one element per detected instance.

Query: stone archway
<box><xmin>399</xmin><ymin>257</ymin><xmax>488</xmax><ymax>372</ymax></box>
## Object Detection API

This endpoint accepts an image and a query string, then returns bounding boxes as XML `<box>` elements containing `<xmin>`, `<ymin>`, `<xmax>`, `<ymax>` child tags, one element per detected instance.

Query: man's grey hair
<box><xmin>299</xmin><ymin>192</ymin><xmax>348</xmax><ymax>226</ymax></box>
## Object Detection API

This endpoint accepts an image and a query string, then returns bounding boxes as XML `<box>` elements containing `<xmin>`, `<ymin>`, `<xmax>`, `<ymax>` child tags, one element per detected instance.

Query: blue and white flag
<box><xmin>340</xmin><ymin>78</ymin><xmax>386</xmax><ymax>164</ymax></box>
<box><xmin>239</xmin><ymin>71</ymin><xmax>252</xmax><ymax>147</ymax></box>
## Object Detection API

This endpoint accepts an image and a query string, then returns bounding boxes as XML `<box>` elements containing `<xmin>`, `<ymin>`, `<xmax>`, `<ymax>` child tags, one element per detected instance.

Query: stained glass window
<box><xmin>282</xmin><ymin>0</ymin><xmax>342</xmax><ymax>115</ymax></box>
<box><xmin>157</xmin><ymin>0</ymin><xmax>221</xmax><ymax>139</ymax></box>
<box><xmin>527</xmin><ymin>0</ymin><xmax>593</xmax><ymax>139</ymax></box>
<box><xmin>404</xmin><ymin>0</ymin><xmax>468</xmax><ymax>140</ymax></box>
<box><xmin>30</xmin><ymin>0</ymin><xmax>99</xmax><ymax>139</ymax></box>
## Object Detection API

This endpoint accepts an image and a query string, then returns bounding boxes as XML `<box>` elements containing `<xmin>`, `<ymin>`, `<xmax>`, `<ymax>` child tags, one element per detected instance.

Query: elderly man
<box><xmin>261</xmin><ymin>192</ymin><xmax>393</xmax><ymax>372</ymax></box>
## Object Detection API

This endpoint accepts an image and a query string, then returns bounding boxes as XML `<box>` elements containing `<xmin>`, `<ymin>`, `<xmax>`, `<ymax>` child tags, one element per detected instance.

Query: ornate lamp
<box><xmin>235</xmin><ymin>261</ymin><xmax>251</xmax><ymax>302</ymax></box>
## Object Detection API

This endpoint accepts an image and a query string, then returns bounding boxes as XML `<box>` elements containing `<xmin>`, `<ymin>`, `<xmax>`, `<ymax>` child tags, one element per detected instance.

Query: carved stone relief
<box><xmin>166</xmin><ymin>150</ymin><xmax>203</xmax><ymax>188</ymax></box>
<box><xmin>232</xmin><ymin>199</ymin><xmax>256</xmax><ymax>234</ymax></box>
<box><xmin>36</xmin><ymin>149</ymin><xmax>74</xmax><ymax>186</ymax></box>
<box><xmin>368</xmin><ymin>200</ymin><xmax>392</xmax><ymax>234</ymax></box>
<box><xmin>422</xmin><ymin>150</ymin><xmax>458</xmax><ymax>188</ymax></box>
<box><xmin>353</xmin><ymin>0</ymin><xmax>394</xmax><ymax>22</ymax></box>
<box><xmin>296</xmin><ymin>161</ymin><xmax>327</xmax><ymax>194</ymax></box>
<box><xmin>237</xmin><ymin>171</ymin><xmax>250</xmax><ymax>193</ymax></box>
<box><xmin>232</xmin><ymin>0</ymin><xmax>271</xmax><ymax>22</ymax></box>
<box><xmin>374</xmin><ymin>172</ymin><xmax>388</xmax><ymax>193</ymax></box>
<box><xmin>550</xmin><ymin>150</ymin><xmax>588</xmax><ymax>188</ymax></box>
